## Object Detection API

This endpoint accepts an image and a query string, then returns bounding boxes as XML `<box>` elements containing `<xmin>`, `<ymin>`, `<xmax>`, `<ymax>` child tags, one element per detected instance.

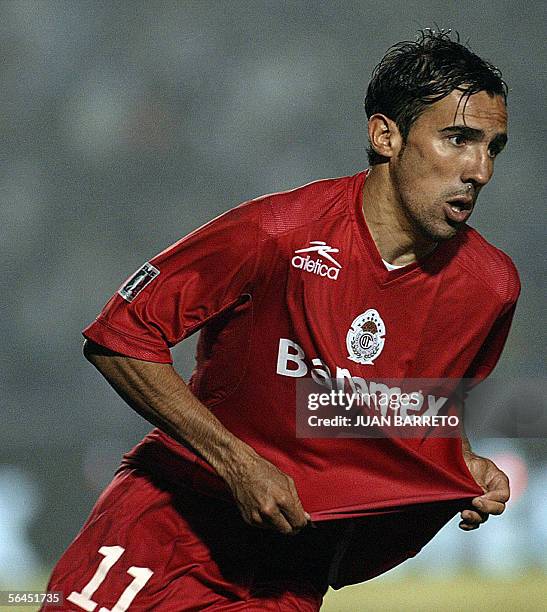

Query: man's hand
<box><xmin>221</xmin><ymin>450</ymin><xmax>310</xmax><ymax>536</ymax></box>
<box><xmin>460</xmin><ymin>450</ymin><xmax>510</xmax><ymax>530</ymax></box>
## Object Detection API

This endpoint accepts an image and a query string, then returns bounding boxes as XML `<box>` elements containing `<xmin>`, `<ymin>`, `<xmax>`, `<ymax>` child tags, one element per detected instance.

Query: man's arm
<box><xmin>459</xmin><ymin>433</ymin><xmax>510</xmax><ymax>530</ymax></box>
<box><xmin>83</xmin><ymin>339</ymin><xmax>310</xmax><ymax>535</ymax></box>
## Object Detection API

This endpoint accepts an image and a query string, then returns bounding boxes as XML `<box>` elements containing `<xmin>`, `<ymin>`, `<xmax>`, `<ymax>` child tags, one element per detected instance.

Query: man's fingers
<box><xmin>469</xmin><ymin>470</ymin><xmax>509</xmax><ymax>518</ymax></box>
<box><xmin>459</xmin><ymin>509</ymin><xmax>487</xmax><ymax>530</ymax></box>
<box><xmin>231</xmin><ymin>459</ymin><xmax>309</xmax><ymax>535</ymax></box>
<box><xmin>481</xmin><ymin>472</ymin><xmax>511</xmax><ymax>503</ymax></box>
<box><xmin>276</xmin><ymin>477</ymin><xmax>309</xmax><ymax>532</ymax></box>
<box><xmin>459</xmin><ymin>494</ymin><xmax>507</xmax><ymax>532</ymax></box>
<box><xmin>256</xmin><ymin>494</ymin><xmax>306</xmax><ymax>534</ymax></box>
<box><xmin>460</xmin><ymin>455</ymin><xmax>510</xmax><ymax>531</ymax></box>
<box><xmin>461</xmin><ymin>509</ymin><xmax>487</xmax><ymax>525</ymax></box>
<box><xmin>459</xmin><ymin>520</ymin><xmax>479</xmax><ymax>531</ymax></box>
<box><xmin>472</xmin><ymin>497</ymin><xmax>506</xmax><ymax>516</ymax></box>
<box><xmin>277</xmin><ymin>505</ymin><xmax>308</xmax><ymax>533</ymax></box>
<box><xmin>278</xmin><ymin>494</ymin><xmax>309</xmax><ymax>533</ymax></box>
<box><xmin>261</xmin><ymin>508</ymin><xmax>294</xmax><ymax>534</ymax></box>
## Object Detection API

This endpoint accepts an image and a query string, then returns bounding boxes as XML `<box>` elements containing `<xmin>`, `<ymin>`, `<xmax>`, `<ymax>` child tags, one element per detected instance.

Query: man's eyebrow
<box><xmin>491</xmin><ymin>132</ymin><xmax>508</xmax><ymax>149</ymax></box>
<box><xmin>439</xmin><ymin>125</ymin><xmax>484</xmax><ymax>139</ymax></box>
<box><xmin>439</xmin><ymin>125</ymin><xmax>508</xmax><ymax>148</ymax></box>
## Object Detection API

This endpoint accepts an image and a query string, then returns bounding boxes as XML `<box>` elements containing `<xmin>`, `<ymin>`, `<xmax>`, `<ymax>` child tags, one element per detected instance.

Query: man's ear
<box><xmin>367</xmin><ymin>114</ymin><xmax>403</xmax><ymax>159</ymax></box>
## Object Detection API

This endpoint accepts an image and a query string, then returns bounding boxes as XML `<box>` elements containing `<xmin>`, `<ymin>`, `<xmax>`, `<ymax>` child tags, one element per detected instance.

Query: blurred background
<box><xmin>1</xmin><ymin>1</ymin><xmax>545</xmax><ymax>610</ymax></box>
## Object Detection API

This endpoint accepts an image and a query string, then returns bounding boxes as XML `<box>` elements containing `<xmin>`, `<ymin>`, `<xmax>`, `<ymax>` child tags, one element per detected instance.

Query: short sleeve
<box><xmin>83</xmin><ymin>201</ymin><xmax>261</xmax><ymax>363</ymax></box>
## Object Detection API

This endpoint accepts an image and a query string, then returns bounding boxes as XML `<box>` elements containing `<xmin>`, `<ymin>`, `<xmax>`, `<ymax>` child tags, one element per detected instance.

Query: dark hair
<box><xmin>365</xmin><ymin>29</ymin><xmax>508</xmax><ymax>165</ymax></box>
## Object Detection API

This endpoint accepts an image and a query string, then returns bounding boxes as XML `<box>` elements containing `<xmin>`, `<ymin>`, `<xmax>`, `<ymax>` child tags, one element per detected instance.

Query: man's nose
<box><xmin>463</xmin><ymin>147</ymin><xmax>493</xmax><ymax>187</ymax></box>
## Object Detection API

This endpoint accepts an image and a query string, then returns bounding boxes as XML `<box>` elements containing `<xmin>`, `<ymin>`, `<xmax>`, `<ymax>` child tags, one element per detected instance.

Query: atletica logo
<box><xmin>291</xmin><ymin>240</ymin><xmax>342</xmax><ymax>280</ymax></box>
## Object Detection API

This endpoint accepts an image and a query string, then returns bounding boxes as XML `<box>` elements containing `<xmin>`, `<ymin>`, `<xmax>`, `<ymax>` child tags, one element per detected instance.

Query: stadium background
<box><xmin>1</xmin><ymin>1</ymin><xmax>545</xmax><ymax>610</ymax></box>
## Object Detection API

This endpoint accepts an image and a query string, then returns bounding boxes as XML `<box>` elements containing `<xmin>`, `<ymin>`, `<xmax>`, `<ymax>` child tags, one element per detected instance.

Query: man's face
<box><xmin>390</xmin><ymin>89</ymin><xmax>508</xmax><ymax>241</ymax></box>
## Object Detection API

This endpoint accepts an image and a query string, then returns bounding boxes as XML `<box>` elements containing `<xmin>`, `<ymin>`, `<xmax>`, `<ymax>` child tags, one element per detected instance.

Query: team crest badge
<box><xmin>346</xmin><ymin>309</ymin><xmax>386</xmax><ymax>365</ymax></box>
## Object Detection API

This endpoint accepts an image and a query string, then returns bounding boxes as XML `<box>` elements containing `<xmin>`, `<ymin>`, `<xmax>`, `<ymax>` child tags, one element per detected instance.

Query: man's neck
<box><xmin>362</xmin><ymin>165</ymin><xmax>437</xmax><ymax>266</ymax></box>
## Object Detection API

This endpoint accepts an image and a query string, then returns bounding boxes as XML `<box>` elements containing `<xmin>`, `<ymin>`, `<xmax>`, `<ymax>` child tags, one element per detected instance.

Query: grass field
<box><xmin>322</xmin><ymin>572</ymin><xmax>547</xmax><ymax>612</ymax></box>
<box><xmin>1</xmin><ymin>572</ymin><xmax>545</xmax><ymax>611</ymax></box>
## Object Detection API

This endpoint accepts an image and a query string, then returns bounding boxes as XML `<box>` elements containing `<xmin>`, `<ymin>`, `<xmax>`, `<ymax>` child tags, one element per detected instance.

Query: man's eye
<box><xmin>488</xmin><ymin>146</ymin><xmax>502</xmax><ymax>158</ymax></box>
<box><xmin>448</xmin><ymin>134</ymin><xmax>467</xmax><ymax>146</ymax></box>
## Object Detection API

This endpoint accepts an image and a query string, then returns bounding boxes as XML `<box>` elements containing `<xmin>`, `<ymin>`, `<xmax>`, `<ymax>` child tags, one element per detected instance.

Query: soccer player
<box><xmin>45</xmin><ymin>31</ymin><xmax>519</xmax><ymax>611</ymax></box>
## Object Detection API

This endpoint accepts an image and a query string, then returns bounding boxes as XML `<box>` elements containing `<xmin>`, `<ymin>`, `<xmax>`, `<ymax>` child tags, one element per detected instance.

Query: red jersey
<box><xmin>83</xmin><ymin>170</ymin><xmax>519</xmax><ymax>521</ymax></box>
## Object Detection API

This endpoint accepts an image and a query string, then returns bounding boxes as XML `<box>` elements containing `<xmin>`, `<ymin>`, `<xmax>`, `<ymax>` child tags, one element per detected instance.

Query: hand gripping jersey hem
<box><xmin>82</xmin><ymin>318</ymin><xmax>173</xmax><ymax>364</ymax></box>
<box><xmin>125</xmin><ymin>444</ymin><xmax>476</xmax><ymax>524</ymax></box>
<box><xmin>124</xmin><ymin>432</ymin><xmax>482</xmax><ymax>524</ymax></box>
<box><xmin>308</xmin><ymin>492</ymin><xmax>478</xmax><ymax>522</ymax></box>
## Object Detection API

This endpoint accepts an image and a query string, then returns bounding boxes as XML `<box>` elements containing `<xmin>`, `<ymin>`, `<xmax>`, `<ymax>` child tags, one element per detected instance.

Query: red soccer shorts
<box><xmin>44</xmin><ymin>467</ymin><xmax>339</xmax><ymax>611</ymax></box>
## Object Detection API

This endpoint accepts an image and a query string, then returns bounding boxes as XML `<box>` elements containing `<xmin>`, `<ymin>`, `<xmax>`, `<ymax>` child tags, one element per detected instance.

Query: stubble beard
<box><xmin>405</xmin><ymin>197</ymin><xmax>459</xmax><ymax>243</ymax></box>
<box><xmin>392</xmin><ymin>148</ymin><xmax>459</xmax><ymax>244</ymax></box>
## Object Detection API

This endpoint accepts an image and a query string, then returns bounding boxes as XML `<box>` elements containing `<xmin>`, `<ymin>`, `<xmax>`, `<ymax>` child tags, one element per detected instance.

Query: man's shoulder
<box><xmin>237</xmin><ymin>171</ymin><xmax>363</xmax><ymax>237</ymax></box>
<box><xmin>168</xmin><ymin>171</ymin><xmax>363</xmax><ymax>258</ymax></box>
<box><xmin>454</xmin><ymin>226</ymin><xmax>521</xmax><ymax>305</ymax></box>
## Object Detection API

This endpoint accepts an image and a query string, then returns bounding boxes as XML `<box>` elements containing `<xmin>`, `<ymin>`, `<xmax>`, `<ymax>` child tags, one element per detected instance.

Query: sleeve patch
<box><xmin>118</xmin><ymin>262</ymin><xmax>160</xmax><ymax>302</ymax></box>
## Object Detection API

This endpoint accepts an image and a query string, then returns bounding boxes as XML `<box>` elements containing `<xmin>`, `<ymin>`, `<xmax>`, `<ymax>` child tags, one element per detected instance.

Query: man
<box><xmin>46</xmin><ymin>30</ymin><xmax>519</xmax><ymax>611</ymax></box>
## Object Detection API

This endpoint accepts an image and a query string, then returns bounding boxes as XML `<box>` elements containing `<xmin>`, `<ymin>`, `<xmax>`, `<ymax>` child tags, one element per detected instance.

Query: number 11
<box><xmin>67</xmin><ymin>546</ymin><xmax>153</xmax><ymax>612</ymax></box>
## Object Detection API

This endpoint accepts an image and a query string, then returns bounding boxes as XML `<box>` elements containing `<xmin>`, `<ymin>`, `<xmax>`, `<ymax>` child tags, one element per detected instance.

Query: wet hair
<box><xmin>365</xmin><ymin>29</ymin><xmax>508</xmax><ymax>164</ymax></box>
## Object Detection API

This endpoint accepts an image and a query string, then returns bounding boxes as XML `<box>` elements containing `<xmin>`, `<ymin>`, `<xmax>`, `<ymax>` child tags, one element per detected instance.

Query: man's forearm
<box><xmin>82</xmin><ymin>340</ymin><xmax>258</xmax><ymax>481</ymax></box>
<box><xmin>83</xmin><ymin>339</ymin><xmax>310</xmax><ymax>534</ymax></box>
